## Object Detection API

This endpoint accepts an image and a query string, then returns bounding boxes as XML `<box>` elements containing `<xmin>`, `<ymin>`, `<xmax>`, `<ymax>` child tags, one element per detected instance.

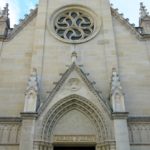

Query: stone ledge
<box><xmin>20</xmin><ymin>112</ymin><xmax>38</xmax><ymax>119</ymax></box>
<box><xmin>0</xmin><ymin>143</ymin><xmax>19</xmax><ymax>146</ymax></box>
<box><xmin>0</xmin><ymin>117</ymin><xmax>22</xmax><ymax>123</ymax></box>
<box><xmin>128</xmin><ymin>116</ymin><xmax>150</xmax><ymax>122</ymax></box>
<box><xmin>112</xmin><ymin>112</ymin><xmax>129</xmax><ymax>119</ymax></box>
<box><xmin>130</xmin><ymin>143</ymin><xmax>150</xmax><ymax>146</ymax></box>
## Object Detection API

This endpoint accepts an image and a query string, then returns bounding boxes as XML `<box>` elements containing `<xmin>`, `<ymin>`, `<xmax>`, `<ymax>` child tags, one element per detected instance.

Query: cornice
<box><xmin>0</xmin><ymin>117</ymin><xmax>22</xmax><ymax>123</ymax></box>
<box><xmin>128</xmin><ymin>116</ymin><xmax>150</xmax><ymax>123</ymax></box>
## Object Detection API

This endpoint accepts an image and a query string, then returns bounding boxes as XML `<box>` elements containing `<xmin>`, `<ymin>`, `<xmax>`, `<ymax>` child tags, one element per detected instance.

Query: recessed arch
<box><xmin>41</xmin><ymin>95</ymin><xmax>112</xmax><ymax>142</ymax></box>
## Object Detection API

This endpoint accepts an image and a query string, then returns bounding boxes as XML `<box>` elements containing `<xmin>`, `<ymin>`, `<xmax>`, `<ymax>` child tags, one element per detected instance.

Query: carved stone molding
<box><xmin>96</xmin><ymin>141</ymin><xmax>116</xmax><ymax>150</ymax></box>
<box><xmin>0</xmin><ymin>123</ymin><xmax>21</xmax><ymax>144</ymax></box>
<box><xmin>128</xmin><ymin>122</ymin><xmax>150</xmax><ymax>144</ymax></box>
<box><xmin>112</xmin><ymin>112</ymin><xmax>129</xmax><ymax>119</ymax></box>
<box><xmin>33</xmin><ymin>141</ymin><xmax>53</xmax><ymax>150</ymax></box>
<box><xmin>40</xmin><ymin>95</ymin><xmax>112</xmax><ymax>142</ymax></box>
<box><xmin>53</xmin><ymin>135</ymin><xmax>96</xmax><ymax>144</ymax></box>
<box><xmin>20</xmin><ymin>112</ymin><xmax>38</xmax><ymax>119</ymax></box>
<box><xmin>38</xmin><ymin>63</ymin><xmax>111</xmax><ymax>117</ymax></box>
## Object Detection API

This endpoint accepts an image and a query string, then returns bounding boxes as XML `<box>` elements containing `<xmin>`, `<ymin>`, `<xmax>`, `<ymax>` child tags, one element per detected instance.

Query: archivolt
<box><xmin>41</xmin><ymin>95</ymin><xmax>110</xmax><ymax>142</ymax></box>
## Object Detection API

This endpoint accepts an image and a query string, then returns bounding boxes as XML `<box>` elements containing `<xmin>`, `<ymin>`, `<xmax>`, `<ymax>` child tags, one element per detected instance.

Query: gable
<box><xmin>38</xmin><ymin>63</ymin><xmax>111</xmax><ymax>117</ymax></box>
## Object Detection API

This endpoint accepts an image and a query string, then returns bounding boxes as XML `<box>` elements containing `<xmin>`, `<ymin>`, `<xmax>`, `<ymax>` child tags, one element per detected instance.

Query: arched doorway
<box><xmin>34</xmin><ymin>95</ymin><xmax>115</xmax><ymax>150</ymax></box>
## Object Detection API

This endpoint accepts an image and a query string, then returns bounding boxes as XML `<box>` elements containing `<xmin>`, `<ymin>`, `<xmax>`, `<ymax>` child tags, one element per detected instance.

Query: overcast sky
<box><xmin>0</xmin><ymin>0</ymin><xmax>150</xmax><ymax>27</ymax></box>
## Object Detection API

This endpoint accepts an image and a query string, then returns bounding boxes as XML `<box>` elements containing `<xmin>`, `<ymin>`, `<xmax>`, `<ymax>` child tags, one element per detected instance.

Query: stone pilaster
<box><xmin>110</xmin><ymin>69</ymin><xmax>130</xmax><ymax>150</ymax></box>
<box><xmin>112</xmin><ymin>113</ymin><xmax>130</xmax><ymax>150</ymax></box>
<box><xmin>19</xmin><ymin>113</ymin><xmax>38</xmax><ymax>150</ymax></box>
<box><xmin>20</xmin><ymin>68</ymin><xmax>39</xmax><ymax>150</ymax></box>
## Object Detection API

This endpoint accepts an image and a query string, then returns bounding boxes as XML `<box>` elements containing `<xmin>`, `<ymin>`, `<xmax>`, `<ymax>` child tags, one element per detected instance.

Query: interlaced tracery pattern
<box><xmin>54</xmin><ymin>10</ymin><xmax>94</xmax><ymax>41</ymax></box>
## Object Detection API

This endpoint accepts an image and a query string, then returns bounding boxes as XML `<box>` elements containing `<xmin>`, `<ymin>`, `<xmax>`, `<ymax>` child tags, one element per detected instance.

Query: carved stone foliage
<box><xmin>41</xmin><ymin>95</ymin><xmax>111</xmax><ymax>142</ymax></box>
<box><xmin>0</xmin><ymin>123</ymin><xmax>21</xmax><ymax>144</ymax></box>
<box><xmin>128</xmin><ymin>123</ymin><xmax>150</xmax><ymax>144</ymax></box>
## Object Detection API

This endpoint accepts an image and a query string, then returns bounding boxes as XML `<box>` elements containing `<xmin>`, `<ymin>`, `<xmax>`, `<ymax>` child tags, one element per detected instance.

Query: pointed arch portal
<box><xmin>33</xmin><ymin>95</ymin><xmax>116</xmax><ymax>150</ymax></box>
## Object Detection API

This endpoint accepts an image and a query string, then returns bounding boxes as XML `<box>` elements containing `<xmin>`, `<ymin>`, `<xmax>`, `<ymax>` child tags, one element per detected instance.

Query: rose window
<box><xmin>54</xmin><ymin>10</ymin><xmax>94</xmax><ymax>42</ymax></box>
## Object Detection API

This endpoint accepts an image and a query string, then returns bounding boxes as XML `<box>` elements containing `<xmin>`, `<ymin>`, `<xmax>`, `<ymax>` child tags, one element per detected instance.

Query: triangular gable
<box><xmin>38</xmin><ymin>63</ymin><xmax>111</xmax><ymax>115</ymax></box>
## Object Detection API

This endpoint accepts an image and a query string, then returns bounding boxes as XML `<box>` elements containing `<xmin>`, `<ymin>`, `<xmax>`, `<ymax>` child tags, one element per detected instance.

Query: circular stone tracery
<box><xmin>50</xmin><ymin>6</ymin><xmax>100</xmax><ymax>44</ymax></box>
<box><xmin>55</xmin><ymin>10</ymin><xmax>94</xmax><ymax>41</ymax></box>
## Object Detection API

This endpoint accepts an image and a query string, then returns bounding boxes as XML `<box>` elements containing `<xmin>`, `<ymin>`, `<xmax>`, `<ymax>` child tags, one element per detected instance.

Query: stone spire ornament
<box><xmin>71</xmin><ymin>51</ymin><xmax>77</xmax><ymax>63</ymax></box>
<box><xmin>0</xmin><ymin>3</ymin><xmax>9</xmax><ymax>18</ymax></box>
<box><xmin>0</xmin><ymin>3</ymin><xmax>10</xmax><ymax>38</ymax></box>
<box><xmin>24</xmin><ymin>68</ymin><xmax>40</xmax><ymax>112</ymax></box>
<box><xmin>140</xmin><ymin>2</ymin><xmax>149</xmax><ymax>18</ymax></box>
<box><xmin>110</xmin><ymin>68</ymin><xmax>125</xmax><ymax>112</ymax></box>
<box><xmin>139</xmin><ymin>2</ymin><xmax>150</xmax><ymax>34</ymax></box>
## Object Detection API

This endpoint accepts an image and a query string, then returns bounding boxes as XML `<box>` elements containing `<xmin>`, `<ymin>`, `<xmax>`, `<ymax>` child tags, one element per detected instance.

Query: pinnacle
<box><xmin>0</xmin><ymin>3</ymin><xmax>9</xmax><ymax>18</ymax></box>
<box><xmin>140</xmin><ymin>2</ymin><xmax>149</xmax><ymax>18</ymax></box>
<box><xmin>71</xmin><ymin>51</ymin><xmax>78</xmax><ymax>63</ymax></box>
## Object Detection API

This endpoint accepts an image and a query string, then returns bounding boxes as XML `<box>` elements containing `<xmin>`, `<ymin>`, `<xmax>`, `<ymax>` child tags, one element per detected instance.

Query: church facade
<box><xmin>0</xmin><ymin>0</ymin><xmax>150</xmax><ymax>150</ymax></box>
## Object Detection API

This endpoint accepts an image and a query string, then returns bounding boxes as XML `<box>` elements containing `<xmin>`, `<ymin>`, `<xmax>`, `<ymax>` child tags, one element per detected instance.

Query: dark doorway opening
<box><xmin>54</xmin><ymin>146</ymin><xmax>95</xmax><ymax>150</ymax></box>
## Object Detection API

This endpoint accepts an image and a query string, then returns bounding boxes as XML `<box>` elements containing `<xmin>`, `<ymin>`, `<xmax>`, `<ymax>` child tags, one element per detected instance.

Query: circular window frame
<box><xmin>49</xmin><ymin>5</ymin><xmax>101</xmax><ymax>44</ymax></box>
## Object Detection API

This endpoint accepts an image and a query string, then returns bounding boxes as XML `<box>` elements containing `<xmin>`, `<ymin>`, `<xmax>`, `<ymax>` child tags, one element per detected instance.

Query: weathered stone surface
<box><xmin>0</xmin><ymin>0</ymin><xmax>150</xmax><ymax>150</ymax></box>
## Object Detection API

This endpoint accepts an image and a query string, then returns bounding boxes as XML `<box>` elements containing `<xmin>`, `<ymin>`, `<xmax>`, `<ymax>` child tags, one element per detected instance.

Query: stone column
<box><xmin>19</xmin><ymin>113</ymin><xmax>38</xmax><ymax>150</ymax></box>
<box><xmin>113</xmin><ymin>113</ymin><xmax>130</xmax><ymax>150</ymax></box>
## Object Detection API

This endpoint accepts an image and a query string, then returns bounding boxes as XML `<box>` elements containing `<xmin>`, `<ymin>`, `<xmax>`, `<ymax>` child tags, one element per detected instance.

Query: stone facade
<box><xmin>0</xmin><ymin>0</ymin><xmax>150</xmax><ymax>150</ymax></box>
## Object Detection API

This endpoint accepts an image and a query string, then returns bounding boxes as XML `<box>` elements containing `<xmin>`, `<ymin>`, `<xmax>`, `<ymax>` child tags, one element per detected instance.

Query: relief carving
<box><xmin>128</xmin><ymin>123</ymin><xmax>150</xmax><ymax>144</ymax></box>
<box><xmin>0</xmin><ymin>123</ymin><xmax>21</xmax><ymax>144</ymax></box>
<box><xmin>67</xmin><ymin>78</ymin><xmax>81</xmax><ymax>91</ymax></box>
<box><xmin>53</xmin><ymin>135</ymin><xmax>96</xmax><ymax>143</ymax></box>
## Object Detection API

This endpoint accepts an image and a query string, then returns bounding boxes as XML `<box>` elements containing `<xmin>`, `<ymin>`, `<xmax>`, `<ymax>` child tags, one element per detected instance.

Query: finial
<box><xmin>140</xmin><ymin>2</ymin><xmax>149</xmax><ymax>18</ymax></box>
<box><xmin>71</xmin><ymin>51</ymin><xmax>77</xmax><ymax>63</ymax></box>
<box><xmin>111</xmin><ymin>68</ymin><xmax>122</xmax><ymax>93</ymax></box>
<box><xmin>0</xmin><ymin>3</ymin><xmax>9</xmax><ymax>18</ymax></box>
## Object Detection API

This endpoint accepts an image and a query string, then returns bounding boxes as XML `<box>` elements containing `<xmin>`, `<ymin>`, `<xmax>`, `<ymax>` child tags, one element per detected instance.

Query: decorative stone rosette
<box><xmin>49</xmin><ymin>5</ymin><xmax>101</xmax><ymax>44</ymax></box>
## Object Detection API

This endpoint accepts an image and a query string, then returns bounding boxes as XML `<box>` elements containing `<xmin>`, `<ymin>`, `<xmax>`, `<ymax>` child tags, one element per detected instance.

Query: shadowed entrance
<box><xmin>54</xmin><ymin>146</ymin><xmax>95</xmax><ymax>150</ymax></box>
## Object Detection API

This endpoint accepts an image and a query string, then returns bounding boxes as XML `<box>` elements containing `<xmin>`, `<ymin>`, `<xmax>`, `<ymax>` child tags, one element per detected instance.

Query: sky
<box><xmin>0</xmin><ymin>0</ymin><xmax>150</xmax><ymax>28</ymax></box>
